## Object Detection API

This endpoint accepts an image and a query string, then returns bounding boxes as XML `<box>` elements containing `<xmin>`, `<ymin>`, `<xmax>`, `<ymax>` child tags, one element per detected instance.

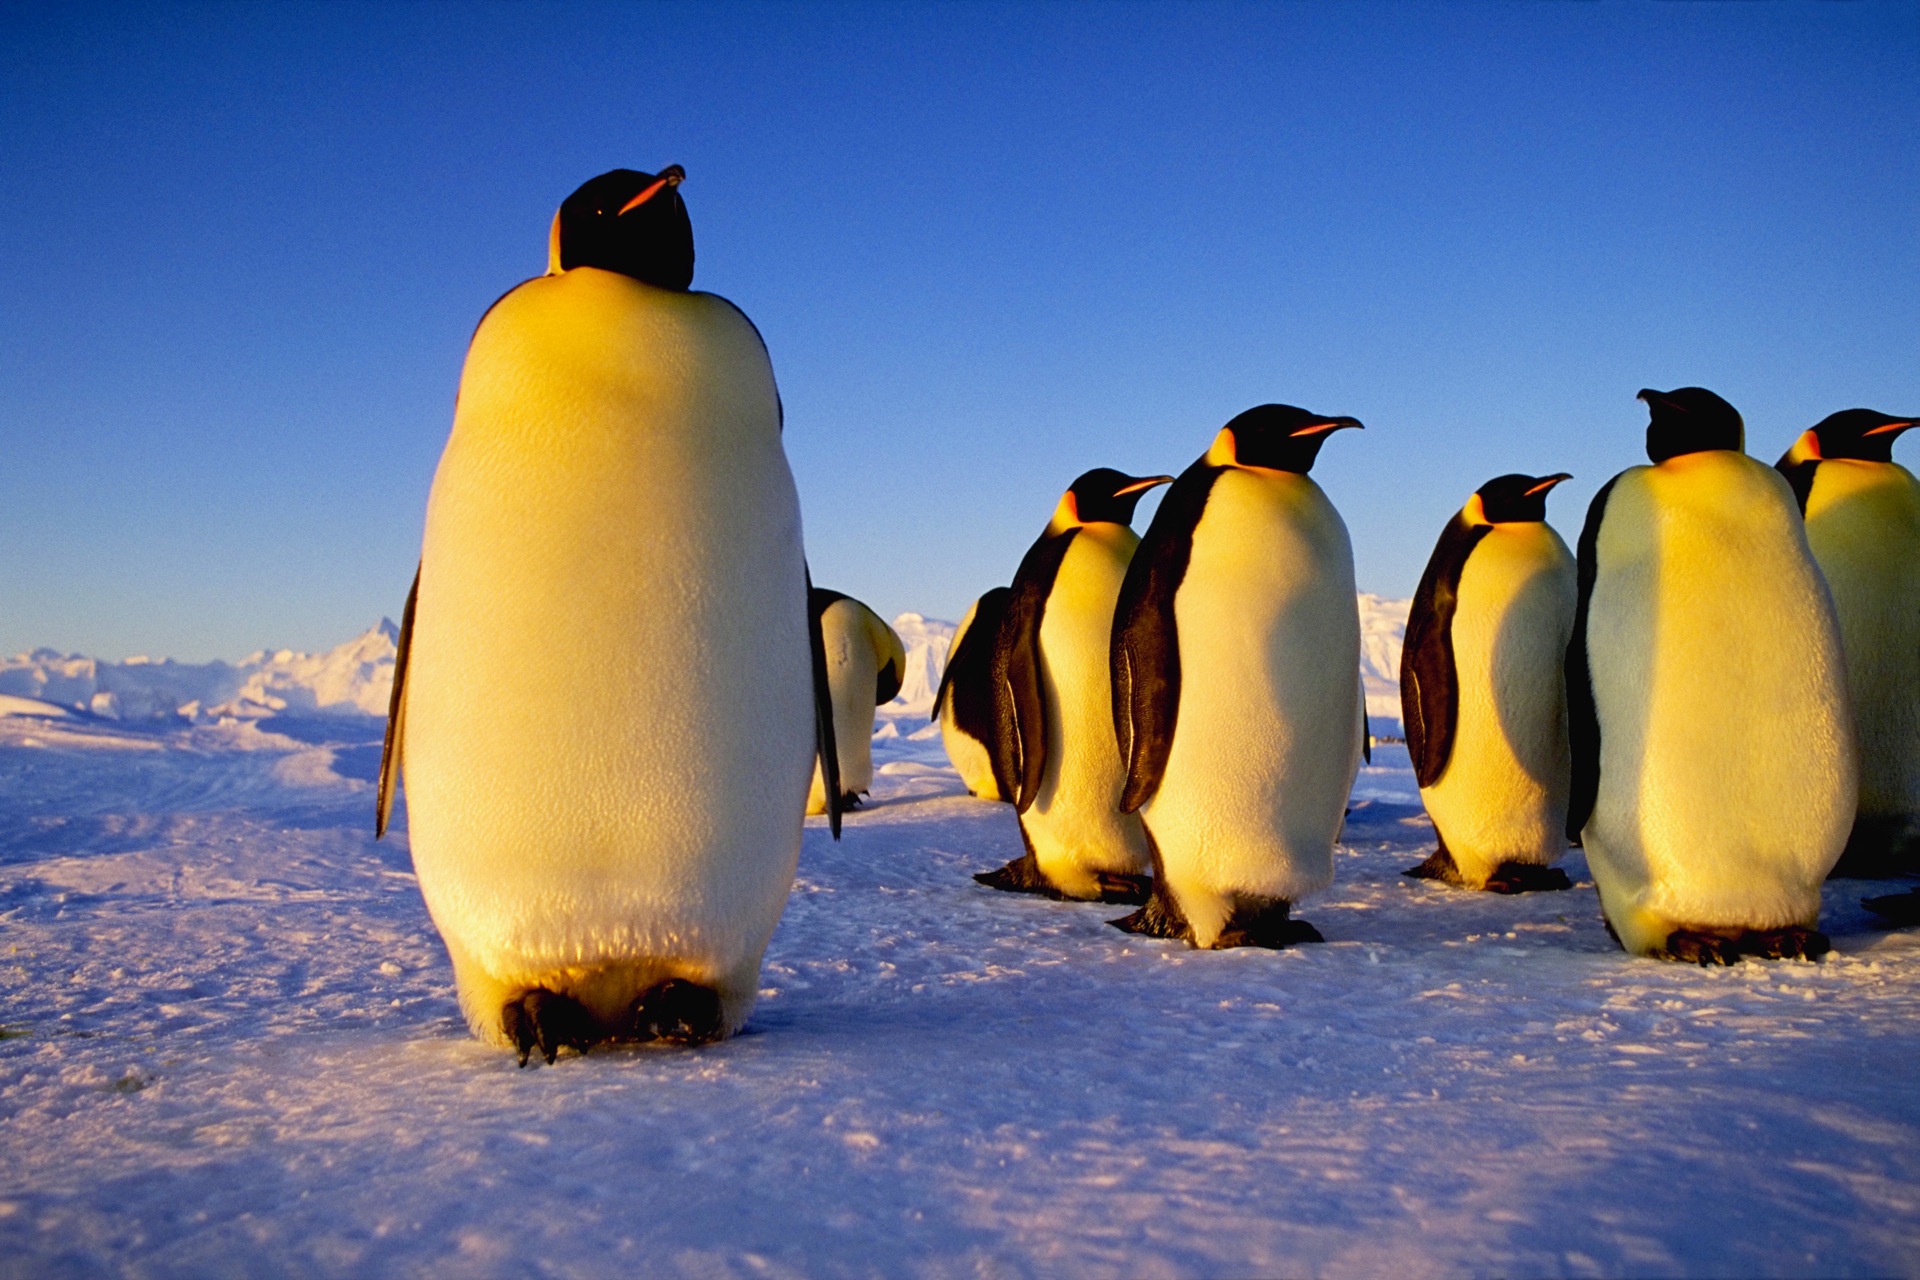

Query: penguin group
<box><xmin>379</xmin><ymin>165</ymin><xmax>1918</xmax><ymax>1065</ymax></box>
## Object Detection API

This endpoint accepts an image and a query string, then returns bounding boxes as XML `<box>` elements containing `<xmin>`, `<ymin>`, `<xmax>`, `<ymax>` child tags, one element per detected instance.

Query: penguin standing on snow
<box><xmin>1402</xmin><ymin>473</ymin><xmax>1577</xmax><ymax>893</ymax></box>
<box><xmin>1775</xmin><ymin>410</ymin><xmax>1920</xmax><ymax>883</ymax></box>
<box><xmin>806</xmin><ymin>589</ymin><xmax>907</xmax><ymax>815</ymax></box>
<box><xmin>1567</xmin><ymin>387</ymin><xmax>1855</xmax><ymax>963</ymax></box>
<box><xmin>1110</xmin><ymin>405</ymin><xmax>1365</xmax><ymax>948</ymax></box>
<box><xmin>932</xmin><ymin>588</ymin><xmax>1013</xmax><ymax>801</ymax></box>
<box><xmin>377</xmin><ymin>166</ymin><xmax>841</xmax><ymax>1064</ymax></box>
<box><xmin>974</xmin><ymin>468</ymin><xmax>1172</xmax><ymax>902</ymax></box>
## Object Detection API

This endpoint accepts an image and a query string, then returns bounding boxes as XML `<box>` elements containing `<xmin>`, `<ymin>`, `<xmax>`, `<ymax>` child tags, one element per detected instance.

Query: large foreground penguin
<box><xmin>806</xmin><ymin>589</ymin><xmax>907</xmax><ymax>815</ymax></box>
<box><xmin>1776</xmin><ymin>410</ymin><xmax>1920</xmax><ymax>879</ymax></box>
<box><xmin>377</xmin><ymin>167</ymin><xmax>840</xmax><ymax>1064</ymax></box>
<box><xmin>1402</xmin><ymin>473</ymin><xmax>1576</xmax><ymax>893</ymax></box>
<box><xmin>975</xmin><ymin>469</ymin><xmax>1172</xmax><ymax>902</ymax></box>
<box><xmin>1111</xmin><ymin>405</ymin><xmax>1365</xmax><ymax>948</ymax></box>
<box><xmin>1567</xmin><ymin>387</ymin><xmax>1855</xmax><ymax>963</ymax></box>
<box><xmin>932</xmin><ymin>588</ymin><xmax>1013</xmax><ymax>801</ymax></box>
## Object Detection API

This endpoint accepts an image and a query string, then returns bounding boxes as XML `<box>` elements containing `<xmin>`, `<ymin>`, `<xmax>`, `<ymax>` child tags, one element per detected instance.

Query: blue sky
<box><xmin>3</xmin><ymin>1</ymin><xmax>1915</xmax><ymax>660</ymax></box>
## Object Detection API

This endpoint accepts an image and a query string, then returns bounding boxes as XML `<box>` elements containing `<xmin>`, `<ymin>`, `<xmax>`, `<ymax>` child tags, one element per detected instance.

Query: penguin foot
<box><xmin>1482</xmin><ymin>863</ymin><xmax>1573</xmax><ymax>895</ymax></box>
<box><xmin>630</xmin><ymin>979</ymin><xmax>725</xmax><ymax>1046</ymax></box>
<box><xmin>1091</xmin><ymin>871</ymin><xmax>1153</xmax><ymax>905</ymax></box>
<box><xmin>1862</xmin><ymin>889</ymin><xmax>1920</xmax><ymax>927</ymax></box>
<box><xmin>503</xmin><ymin>988</ymin><xmax>597</xmax><ymax>1067</ymax></box>
<box><xmin>1109</xmin><ymin>889</ymin><xmax>1191</xmax><ymax>941</ymax></box>
<box><xmin>1658</xmin><ymin>927</ymin><xmax>1831</xmax><ymax>965</ymax></box>
<box><xmin>1213</xmin><ymin>898</ymin><xmax>1324</xmax><ymax>950</ymax></box>
<box><xmin>1403</xmin><ymin>847</ymin><xmax>1466</xmax><ymax>885</ymax></box>
<box><xmin>840</xmin><ymin>791</ymin><xmax>865</xmax><ymax>812</ymax></box>
<box><xmin>974</xmin><ymin>853</ymin><xmax>1058</xmax><ymax>897</ymax></box>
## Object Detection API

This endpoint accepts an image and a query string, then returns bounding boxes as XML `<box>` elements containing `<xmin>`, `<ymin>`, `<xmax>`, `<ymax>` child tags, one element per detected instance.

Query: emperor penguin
<box><xmin>376</xmin><ymin>167</ymin><xmax>842</xmax><ymax>1064</ymax></box>
<box><xmin>1775</xmin><ymin>410</ymin><xmax>1920</xmax><ymax>879</ymax></box>
<box><xmin>931</xmin><ymin>587</ymin><xmax>1013</xmax><ymax>801</ymax></box>
<box><xmin>1110</xmin><ymin>405</ymin><xmax>1365</xmax><ymax>948</ymax></box>
<box><xmin>1402</xmin><ymin>473</ymin><xmax>1577</xmax><ymax>893</ymax></box>
<box><xmin>806</xmin><ymin>589</ymin><xmax>907</xmax><ymax>815</ymax></box>
<box><xmin>974</xmin><ymin>469</ymin><xmax>1172</xmax><ymax>902</ymax></box>
<box><xmin>1567</xmin><ymin>387</ymin><xmax>1855</xmax><ymax>964</ymax></box>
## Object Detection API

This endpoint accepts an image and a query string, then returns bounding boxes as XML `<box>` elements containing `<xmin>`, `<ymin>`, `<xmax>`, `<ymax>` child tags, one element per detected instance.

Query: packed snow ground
<box><xmin>3</xmin><ymin>619</ymin><xmax>1918</xmax><ymax>1277</ymax></box>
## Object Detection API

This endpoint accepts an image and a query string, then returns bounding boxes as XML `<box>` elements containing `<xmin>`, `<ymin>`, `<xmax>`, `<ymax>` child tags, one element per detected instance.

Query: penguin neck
<box><xmin>1785</xmin><ymin>430</ymin><xmax>1823</xmax><ymax>465</ymax></box>
<box><xmin>1045</xmin><ymin>491</ymin><xmax>1084</xmax><ymax>535</ymax></box>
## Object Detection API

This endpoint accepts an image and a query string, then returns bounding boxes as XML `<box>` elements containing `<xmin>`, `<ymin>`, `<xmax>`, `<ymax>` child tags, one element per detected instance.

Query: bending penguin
<box><xmin>377</xmin><ymin>166</ymin><xmax>842</xmax><ymax>1065</ymax></box>
<box><xmin>1111</xmin><ymin>405</ymin><xmax>1365</xmax><ymax>948</ymax></box>
<box><xmin>806</xmin><ymin>589</ymin><xmax>907</xmax><ymax>815</ymax></box>
<box><xmin>1402</xmin><ymin>473</ymin><xmax>1577</xmax><ymax>893</ymax></box>
<box><xmin>1567</xmin><ymin>387</ymin><xmax>1855</xmax><ymax>963</ymax></box>
<box><xmin>1775</xmin><ymin>410</ymin><xmax>1920</xmax><ymax>884</ymax></box>
<box><xmin>975</xmin><ymin>468</ymin><xmax>1172</xmax><ymax>902</ymax></box>
<box><xmin>932</xmin><ymin>588</ymin><xmax>1013</xmax><ymax>801</ymax></box>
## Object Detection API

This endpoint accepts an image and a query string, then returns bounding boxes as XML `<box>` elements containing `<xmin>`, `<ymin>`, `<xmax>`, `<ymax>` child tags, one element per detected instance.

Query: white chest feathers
<box><xmin>1421</xmin><ymin>522</ymin><xmax>1575</xmax><ymax>881</ymax></box>
<box><xmin>1144</xmin><ymin>468</ymin><xmax>1362</xmax><ymax>943</ymax></box>
<box><xmin>1581</xmin><ymin>451</ymin><xmax>1855</xmax><ymax>952</ymax></box>
<box><xmin>402</xmin><ymin>268</ymin><xmax>814</xmax><ymax>1041</ymax></box>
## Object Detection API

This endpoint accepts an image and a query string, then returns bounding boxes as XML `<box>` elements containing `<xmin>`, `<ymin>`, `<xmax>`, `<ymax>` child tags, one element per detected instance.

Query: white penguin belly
<box><xmin>808</xmin><ymin>599</ymin><xmax>881</xmax><ymax>813</ymax></box>
<box><xmin>1421</xmin><ymin>523</ymin><xmax>1575</xmax><ymax>883</ymax></box>
<box><xmin>403</xmin><ymin>270</ymin><xmax>813</xmax><ymax>1039</ymax></box>
<box><xmin>1022</xmin><ymin>525</ymin><xmax>1151</xmax><ymax>895</ymax></box>
<box><xmin>1142</xmin><ymin>469</ymin><xmax>1361</xmax><ymax>945</ymax></box>
<box><xmin>1582</xmin><ymin>453</ymin><xmax>1856</xmax><ymax>952</ymax></box>
<box><xmin>1804</xmin><ymin>461</ymin><xmax>1920</xmax><ymax>820</ymax></box>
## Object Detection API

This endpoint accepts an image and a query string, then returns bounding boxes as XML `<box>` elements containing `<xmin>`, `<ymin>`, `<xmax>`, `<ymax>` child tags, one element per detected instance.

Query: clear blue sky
<box><xmin>4</xmin><ymin>2</ymin><xmax>1915</xmax><ymax>660</ymax></box>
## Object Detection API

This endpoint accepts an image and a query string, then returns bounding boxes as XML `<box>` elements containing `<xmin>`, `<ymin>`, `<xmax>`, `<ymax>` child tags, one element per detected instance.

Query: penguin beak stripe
<box><xmin>618</xmin><ymin>177</ymin><xmax>674</xmax><ymax>216</ymax></box>
<box><xmin>1289</xmin><ymin>419</ymin><xmax>1364</xmax><ymax>438</ymax></box>
<box><xmin>1865</xmin><ymin>421</ymin><xmax>1913</xmax><ymax>436</ymax></box>
<box><xmin>1114</xmin><ymin>476</ymin><xmax>1174</xmax><ymax>496</ymax></box>
<box><xmin>1523</xmin><ymin>474</ymin><xmax>1573</xmax><ymax>497</ymax></box>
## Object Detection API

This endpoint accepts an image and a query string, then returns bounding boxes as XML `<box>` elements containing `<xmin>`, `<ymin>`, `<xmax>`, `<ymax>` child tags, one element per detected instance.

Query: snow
<box><xmin>3</xmin><ymin>616</ymin><xmax>1918</xmax><ymax>1277</ymax></box>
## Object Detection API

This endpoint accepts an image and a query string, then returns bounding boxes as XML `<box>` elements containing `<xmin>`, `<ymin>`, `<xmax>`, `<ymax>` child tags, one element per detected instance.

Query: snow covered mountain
<box><xmin>0</xmin><ymin>597</ymin><xmax>1411</xmax><ymax>733</ymax></box>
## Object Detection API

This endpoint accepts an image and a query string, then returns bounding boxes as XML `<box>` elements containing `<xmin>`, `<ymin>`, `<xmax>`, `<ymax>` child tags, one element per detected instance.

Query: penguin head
<box><xmin>547</xmin><ymin>167</ymin><xmax>694</xmax><ymax>290</ymax></box>
<box><xmin>1638</xmin><ymin>387</ymin><xmax>1744</xmax><ymax>463</ymax></box>
<box><xmin>1210</xmin><ymin>404</ymin><xmax>1364</xmax><ymax>474</ymax></box>
<box><xmin>1051</xmin><ymin>469</ymin><xmax>1174</xmax><ymax>530</ymax></box>
<box><xmin>1467</xmin><ymin>473</ymin><xmax>1571</xmax><ymax>525</ymax></box>
<box><xmin>1793</xmin><ymin>409</ymin><xmax>1916</xmax><ymax>464</ymax></box>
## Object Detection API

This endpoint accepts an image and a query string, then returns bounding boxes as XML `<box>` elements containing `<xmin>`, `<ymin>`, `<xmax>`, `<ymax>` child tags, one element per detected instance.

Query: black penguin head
<box><xmin>547</xmin><ymin>167</ymin><xmax>694</xmax><ymax>289</ymax></box>
<box><xmin>1799</xmin><ymin>408</ymin><xmax>1916</xmax><ymax>463</ymax></box>
<box><xmin>1213</xmin><ymin>404</ymin><xmax>1364</xmax><ymax>473</ymax></box>
<box><xmin>1638</xmin><ymin>387</ymin><xmax>1744</xmax><ymax>463</ymax></box>
<box><xmin>1054</xmin><ymin>469</ymin><xmax>1173</xmax><ymax>529</ymax></box>
<box><xmin>1470</xmin><ymin>473</ymin><xmax>1571</xmax><ymax>524</ymax></box>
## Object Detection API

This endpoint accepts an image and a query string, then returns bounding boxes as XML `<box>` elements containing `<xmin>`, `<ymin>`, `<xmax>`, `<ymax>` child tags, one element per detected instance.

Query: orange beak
<box><xmin>1865</xmin><ymin>420</ymin><xmax>1914</xmax><ymax>436</ymax></box>
<box><xmin>1289</xmin><ymin>417</ymin><xmax>1364</xmax><ymax>438</ymax></box>
<box><xmin>1523</xmin><ymin>473</ymin><xmax>1573</xmax><ymax>497</ymax></box>
<box><xmin>1114</xmin><ymin>475</ymin><xmax>1174</xmax><ymax>496</ymax></box>
<box><xmin>618</xmin><ymin>164</ymin><xmax>686</xmax><ymax>215</ymax></box>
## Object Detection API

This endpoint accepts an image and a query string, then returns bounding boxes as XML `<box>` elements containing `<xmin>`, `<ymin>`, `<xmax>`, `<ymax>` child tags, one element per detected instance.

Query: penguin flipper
<box><xmin>1401</xmin><ymin>514</ymin><xmax>1489</xmax><ymax>788</ymax></box>
<box><xmin>994</xmin><ymin>531</ymin><xmax>1078</xmax><ymax>812</ymax></box>
<box><xmin>807</xmin><ymin>573</ymin><xmax>844</xmax><ymax>839</ymax></box>
<box><xmin>375</xmin><ymin>565</ymin><xmax>419</xmax><ymax>839</ymax></box>
<box><xmin>1564</xmin><ymin>476</ymin><xmax>1620</xmax><ymax>842</ymax></box>
<box><xmin>1112</xmin><ymin>463</ymin><xmax>1222</xmax><ymax>813</ymax></box>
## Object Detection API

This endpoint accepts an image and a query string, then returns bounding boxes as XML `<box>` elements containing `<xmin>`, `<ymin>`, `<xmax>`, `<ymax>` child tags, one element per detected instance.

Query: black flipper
<box><xmin>1775</xmin><ymin>455</ymin><xmax>1821</xmax><ymax>515</ymax></box>
<box><xmin>1564</xmin><ymin>476</ymin><xmax>1620</xmax><ymax>842</ymax></box>
<box><xmin>1361</xmin><ymin>700</ymin><xmax>1371</xmax><ymax>765</ymax></box>
<box><xmin>875</xmin><ymin>654</ymin><xmax>902</xmax><ymax>705</ymax></box>
<box><xmin>1401</xmin><ymin>513</ymin><xmax>1491</xmax><ymax>788</ymax></box>
<box><xmin>376</xmin><ymin>566</ymin><xmax>419</xmax><ymax>839</ymax></box>
<box><xmin>806</xmin><ymin>568</ymin><xmax>844</xmax><ymax>839</ymax></box>
<box><xmin>1112</xmin><ymin>461</ymin><xmax>1225</xmax><ymax>814</ymax></box>
<box><xmin>993</xmin><ymin>530</ymin><xmax>1078</xmax><ymax>812</ymax></box>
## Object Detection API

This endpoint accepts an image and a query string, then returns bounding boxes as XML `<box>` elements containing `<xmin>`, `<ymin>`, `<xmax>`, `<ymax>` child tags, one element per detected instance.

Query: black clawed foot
<box><xmin>1214</xmin><ymin>898</ymin><xmax>1323</xmax><ymax>950</ymax></box>
<box><xmin>1482</xmin><ymin>862</ymin><xmax>1573</xmax><ymax>895</ymax></box>
<box><xmin>840</xmin><ymin>791</ymin><xmax>864</xmax><ymax>812</ymax></box>
<box><xmin>1110</xmin><ymin>888</ymin><xmax>1191</xmax><ymax>941</ymax></box>
<box><xmin>631</xmin><ymin>979</ymin><xmax>725</xmax><ymax>1046</ymax></box>
<box><xmin>1748</xmin><ymin>927</ymin><xmax>1831</xmax><ymax>962</ymax></box>
<box><xmin>502</xmin><ymin>988</ymin><xmax>597</xmax><ymax>1067</ymax></box>
<box><xmin>1403</xmin><ymin>847</ymin><xmax>1465</xmax><ymax>885</ymax></box>
<box><xmin>1862</xmin><ymin>889</ymin><xmax>1920</xmax><ymax>927</ymax></box>
<box><xmin>974</xmin><ymin>853</ymin><xmax>1064</xmax><ymax>899</ymax></box>
<box><xmin>1661</xmin><ymin>930</ymin><xmax>1742</xmax><ymax>966</ymax></box>
<box><xmin>1092</xmin><ymin>871</ymin><xmax>1153</xmax><ymax>905</ymax></box>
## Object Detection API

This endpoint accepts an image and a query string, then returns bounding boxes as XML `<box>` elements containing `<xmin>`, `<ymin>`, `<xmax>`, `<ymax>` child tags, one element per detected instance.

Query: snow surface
<box><xmin>3</xmin><ymin>615</ymin><xmax>1918</xmax><ymax>1277</ymax></box>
